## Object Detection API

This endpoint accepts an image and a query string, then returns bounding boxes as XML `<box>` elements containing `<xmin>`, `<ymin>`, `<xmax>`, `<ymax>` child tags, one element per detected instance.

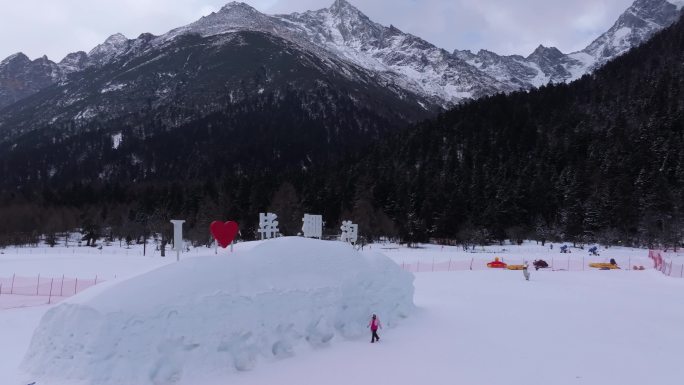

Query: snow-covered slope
<box><xmin>21</xmin><ymin>238</ymin><xmax>414</xmax><ymax>385</ymax></box>
<box><xmin>3</xmin><ymin>242</ymin><xmax>683</xmax><ymax>385</ymax></box>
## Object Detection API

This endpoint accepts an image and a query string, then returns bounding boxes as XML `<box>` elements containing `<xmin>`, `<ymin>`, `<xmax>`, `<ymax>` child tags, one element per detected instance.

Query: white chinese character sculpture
<box><xmin>340</xmin><ymin>220</ymin><xmax>358</xmax><ymax>244</ymax></box>
<box><xmin>258</xmin><ymin>212</ymin><xmax>279</xmax><ymax>239</ymax></box>
<box><xmin>302</xmin><ymin>214</ymin><xmax>323</xmax><ymax>239</ymax></box>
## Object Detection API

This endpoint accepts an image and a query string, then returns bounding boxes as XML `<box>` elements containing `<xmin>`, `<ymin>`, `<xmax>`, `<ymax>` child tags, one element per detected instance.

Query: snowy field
<box><xmin>1</xmin><ymin>240</ymin><xmax>683</xmax><ymax>385</ymax></box>
<box><xmin>370</xmin><ymin>241</ymin><xmax>656</xmax><ymax>268</ymax></box>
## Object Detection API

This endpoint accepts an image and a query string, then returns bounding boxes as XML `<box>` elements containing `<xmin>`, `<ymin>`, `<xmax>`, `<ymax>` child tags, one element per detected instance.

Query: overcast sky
<box><xmin>0</xmin><ymin>0</ymin><xmax>637</xmax><ymax>62</ymax></box>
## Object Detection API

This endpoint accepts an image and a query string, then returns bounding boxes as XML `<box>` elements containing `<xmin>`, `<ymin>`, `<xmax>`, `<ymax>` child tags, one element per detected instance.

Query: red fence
<box><xmin>0</xmin><ymin>275</ymin><xmax>101</xmax><ymax>309</ymax></box>
<box><xmin>401</xmin><ymin>255</ymin><xmax>652</xmax><ymax>273</ymax></box>
<box><xmin>649</xmin><ymin>250</ymin><xmax>684</xmax><ymax>278</ymax></box>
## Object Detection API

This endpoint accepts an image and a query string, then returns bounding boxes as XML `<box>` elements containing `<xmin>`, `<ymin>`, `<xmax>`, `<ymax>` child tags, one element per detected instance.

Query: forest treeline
<box><xmin>1</xmin><ymin>15</ymin><xmax>683</xmax><ymax>248</ymax></box>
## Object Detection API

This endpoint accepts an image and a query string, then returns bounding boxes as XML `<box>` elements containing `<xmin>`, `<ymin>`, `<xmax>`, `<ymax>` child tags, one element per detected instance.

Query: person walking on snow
<box><xmin>368</xmin><ymin>314</ymin><xmax>382</xmax><ymax>343</ymax></box>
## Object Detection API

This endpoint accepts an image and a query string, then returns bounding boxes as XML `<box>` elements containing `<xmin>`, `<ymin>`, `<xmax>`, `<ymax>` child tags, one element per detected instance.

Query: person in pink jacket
<box><xmin>368</xmin><ymin>314</ymin><xmax>382</xmax><ymax>343</ymax></box>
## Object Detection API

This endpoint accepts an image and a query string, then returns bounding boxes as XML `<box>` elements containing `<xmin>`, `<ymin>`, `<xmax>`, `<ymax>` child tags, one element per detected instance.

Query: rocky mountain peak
<box><xmin>35</xmin><ymin>55</ymin><xmax>51</xmax><ymax>63</ymax></box>
<box><xmin>313</xmin><ymin>0</ymin><xmax>383</xmax><ymax>46</ymax></box>
<box><xmin>137</xmin><ymin>32</ymin><xmax>156</xmax><ymax>41</ymax></box>
<box><xmin>476</xmin><ymin>49</ymin><xmax>506</xmax><ymax>59</ymax></box>
<box><xmin>59</xmin><ymin>51</ymin><xmax>89</xmax><ymax>74</ymax></box>
<box><xmin>0</xmin><ymin>53</ymin><xmax>61</xmax><ymax>109</ymax></box>
<box><xmin>528</xmin><ymin>45</ymin><xmax>564</xmax><ymax>60</ymax></box>
<box><xmin>621</xmin><ymin>0</ymin><xmax>679</xmax><ymax>27</ymax></box>
<box><xmin>329</xmin><ymin>0</ymin><xmax>362</xmax><ymax>15</ymax></box>
<box><xmin>218</xmin><ymin>1</ymin><xmax>259</xmax><ymax>15</ymax></box>
<box><xmin>581</xmin><ymin>0</ymin><xmax>682</xmax><ymax>67</ymax></box>
<box><xmin>161</xmin><ymin>1</ymin><xmax>274</xmax><ymax>43</ymax></box>
<box><xmin>104</xmin><ymin>33</ymin><xmax>128</xmax><ymax>46</ymax></box>
<box><xmin>327</xmin><ymin>0</ymin><xmax>374</xmax><ymax>26</ymax></box>
<box><xmin>0</xmin><ymin>52</ymin><xmax>30</xmax><ymax>67</ymax></box>
<box><xmin>87</xmin><ymin>33</ymin><xmax>130</xmax><ymax>67</ymax></box>
<box><xmin>88</xmin><ymin>33</ymin><xmax>129</xmax><ymax>56</ymax></box>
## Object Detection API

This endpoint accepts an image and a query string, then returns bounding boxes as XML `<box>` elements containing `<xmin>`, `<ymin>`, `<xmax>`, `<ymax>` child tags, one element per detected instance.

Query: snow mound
<box><xmin>22</xmin><ymin>238</ymin><xmax>414</xmax><ymax>385</ymax></box>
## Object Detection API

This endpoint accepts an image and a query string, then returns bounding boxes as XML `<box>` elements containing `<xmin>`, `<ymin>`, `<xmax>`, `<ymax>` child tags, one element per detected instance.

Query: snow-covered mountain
<box><xmin>152</xmin><ymin>0</ymin><xmax>507</xmax><ymax>105</ymax></box>
<box><xmin>0</xmin><ymin>0</ymin><xmax>682</xmax><ymax>111</ymax></box>
<box><xmin>580</xmin><ymin>0</ymin><xmax>684</xmax><ymax>69</ymax></box>
<box><xmin>456</xmin><ymin>0</ymin><xmax>683</xmax><ymax>88</ymax></box>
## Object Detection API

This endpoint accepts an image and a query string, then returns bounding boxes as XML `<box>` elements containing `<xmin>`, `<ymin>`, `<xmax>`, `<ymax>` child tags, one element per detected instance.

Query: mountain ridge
<box><xmin>1</xmin><ymin>0</ymin><xmax>681</xmax><ymax>110</ymax></box>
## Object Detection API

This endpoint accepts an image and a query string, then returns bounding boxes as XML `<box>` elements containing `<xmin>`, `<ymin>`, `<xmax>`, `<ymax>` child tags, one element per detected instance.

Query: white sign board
<box><xmin>302</xmin><ymin>214</ymin><xmax>323</xmax><ymax>239</ymax></box>
<box><xmin>340</xmin><ymin>220</ymin><xmax>358</xmax><ymax>244</ymax></box>
<box><xmin>258</xmin><ymin>212</ymin><xmax>279</xmax><ymax>239</ymax></box>
<box><xmin>170</xmin><ymin>219</ymin><xmax>185</xmax><ymax>261</ymax></box>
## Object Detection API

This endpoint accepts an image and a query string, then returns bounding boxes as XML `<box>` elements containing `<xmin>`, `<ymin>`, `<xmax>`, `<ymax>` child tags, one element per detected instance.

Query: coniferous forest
<box><xmin>0</xmin><ymin>14</ymin><xmax>683</xmax><ymax>248</ymax></box>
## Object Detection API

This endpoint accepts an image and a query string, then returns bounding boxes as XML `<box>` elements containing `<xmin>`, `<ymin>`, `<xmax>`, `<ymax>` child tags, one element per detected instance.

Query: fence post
<box><xmin>567</xmin><ymin>257</ymin><xmax>570</xmax><ymax>271</ymax></box>
<box><xmin>60</xmin><ymin>275</ymin><xmax>64</xmax><ymax>296</ymax></box>
<box><xmin>432</xmin><ymin>257</ymin><xmax>435</xmax><ymax>272</ymax></box>
<box><xmin>48</xmin><ymin>278</ymin><xmax>54</xmax><ymax>304</ymax></box>
<box><xmin>36</xmin><ymin>274</ymin><xmax>40</xmax><ymax>296</ymax></box>
<box><xmin>75</xmin><ymin>278</ymin><xmax>78</xmax><ymax>295</ymax></box>
<box><xmin>95</xmin><ymin>275</ymin><xmax>98</xmax><ymax>285</ymax></box>
<box><xmin>680</xmin><ymin>264</ymin><xmax>683</xmax><ymax>278</ymax></box>
<box><xmin>552</xmin><ymin>258</ymin><xmax>554</xmax><ymax>269</ymax></box>
<box><xmin>629</xmin><ymin>256</ymin><xmax>631</xmax><ymax>270</ymax></box>
<box><xmin>10</xmin><ymin>273</ymin><xmax>15</xmax><ymax>294</ymax></box>
<box><xmin>417</xmin><ymin>261</ymin><xmax>420</xmax><ymax>273</ymax></box>
<box><xmin>470</xmin><ymin>258</ymin><xmax>474</xmax><ymax>270</ymax></box>
<box><xmin>448</xmin><ymin>259</ymin><xmax>452</xmax><ymax>271</ymax></box>
<box><xmin>582</xmin><ymin>257</ymin><xmax>585</xmax><ymax>271</ymax></box>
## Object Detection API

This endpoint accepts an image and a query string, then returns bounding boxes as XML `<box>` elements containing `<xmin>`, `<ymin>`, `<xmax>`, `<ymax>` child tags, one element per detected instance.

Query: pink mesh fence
<box><xmin>0</xmin><ymin>275</ymin><xmax>101</xmax><ymax>309</ymax></box>
<box><xmin>649</xmin><ymin>250</ymin><xmax>684</xmax><ymax>278</ymax></box>
<box><xmin>401</xmin><ymin>255</ymin><xmax>653</xmax><ymax>273</ymax></box>
<box><xmin>2</xmin><ymin>252</ymin><xmax>670</xmax><ymax>309</ymax></box>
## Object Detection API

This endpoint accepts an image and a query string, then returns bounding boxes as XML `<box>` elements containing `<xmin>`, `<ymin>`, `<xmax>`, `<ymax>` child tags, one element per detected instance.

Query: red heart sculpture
<box><xmin>210</xmin><ymin>221</ymin><xmax>239</xmax><ymax>248</ymax></box>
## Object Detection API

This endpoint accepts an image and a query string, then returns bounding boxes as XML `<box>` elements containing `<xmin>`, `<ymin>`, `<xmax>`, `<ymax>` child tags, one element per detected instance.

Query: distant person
<box><xmin>550</xmin><ymin>244</ymin><xmax>553</xmax><ymax>250</ymax></box>
<box><xmin>610</xmin><ymin>258</ymin><xmax>617</xmax><ymax>266</ymax></box>
<box><xmin>589</xmin><ymin>246</ymin><xmax>599</xmax><ymax>256</ymax></box>
<box><xmin>368</xmin><ymin>314</ymin><xmax>382</xmax><ymax>343</ymax></box>
<box><xmin>523</xmin><ymin>261</ymin><xmax>530</xmax><ymax>281</ymax></box>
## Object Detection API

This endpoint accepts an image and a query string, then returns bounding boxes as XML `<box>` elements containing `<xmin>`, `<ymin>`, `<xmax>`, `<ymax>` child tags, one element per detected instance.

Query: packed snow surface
<box><xmin>3</xmin><ymin>240</ymin><xmax>683</xmax><ymax>385</ymax></box>
<box><xmin>231</xmin><ymin>270</ymin><xmax>684</xmax><ymax>385</ymax></box>
<box><xmin>20</xmin><ymin>237</ymin><xmax>415</xmax><ymax>385</ymax></box>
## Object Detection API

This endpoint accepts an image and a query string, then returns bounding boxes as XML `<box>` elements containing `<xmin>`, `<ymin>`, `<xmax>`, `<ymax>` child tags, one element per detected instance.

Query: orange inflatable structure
<box><xmin>507</xmin><ymin>265</ymin><xmax>525</xmax><ymax>270</ymax></box>
<box><xmin>487</xmin><ymin>257</ymin><xmax>508</xmax><ymax>268</ymax></box>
